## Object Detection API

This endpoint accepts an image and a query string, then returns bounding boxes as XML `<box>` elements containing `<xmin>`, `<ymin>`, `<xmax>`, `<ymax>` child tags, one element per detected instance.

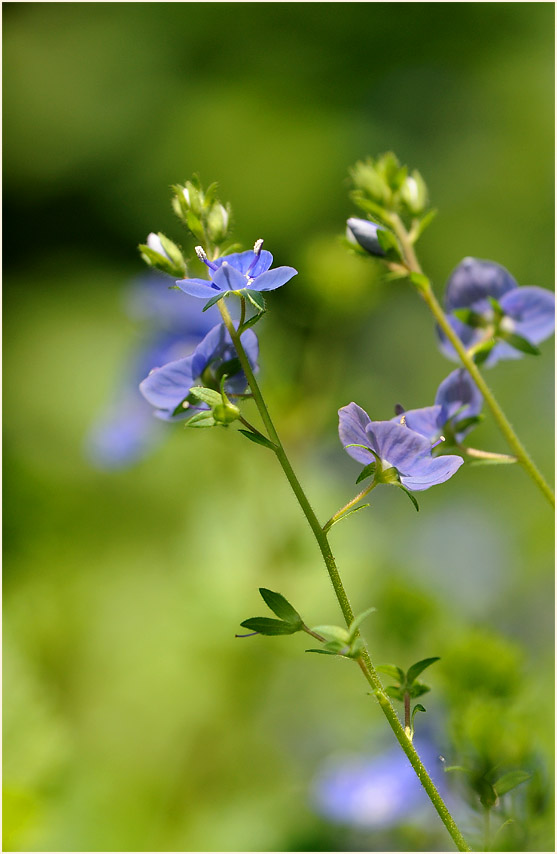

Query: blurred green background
<box><xmin>3</xmin><ymin>3</ymin><xmax>554</xmax><ymax>851</ymax></box>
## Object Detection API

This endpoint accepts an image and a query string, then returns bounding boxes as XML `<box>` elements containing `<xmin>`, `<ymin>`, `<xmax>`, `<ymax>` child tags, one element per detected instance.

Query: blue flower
<box><xmin>339</xmin><ymin>403</ymin><xmax>463</xmax><ymax>491</ymax></box>
<box><xmin>346</xmin><ymin>217</ymin><xmax>386</xmax><ymax>257</ymax></box>
<box><xmin>438</xmin><ymin>257</ymin><xmax>555</xmax><ymax>365</ymax></box>
<box><xmin>176</xmin><ymin>240</ymin><xmax>298</xmax><ymax>299</ymax></box>
<box><xmin>139</xmin><ymin>322</ymin><xmax>258</xmax><ymax>420</ymax></box>
<box><xmin>394</xmin><ymin>369</ymin><xmax>483</xmax><ymax>445</ymax></box>
<box><xmin>85</xmin><ymin>275</ymin><xmax>221</xmax><ymax>468</ymax></box>
<box><xmin>312</xmin><ymin>733</ymin><xmax>446</xmax><ymax>829</ymax></box>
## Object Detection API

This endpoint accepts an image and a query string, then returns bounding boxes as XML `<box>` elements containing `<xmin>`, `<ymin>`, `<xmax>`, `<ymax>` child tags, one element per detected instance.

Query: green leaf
<box><xmin>408</xmin><ymin>682</ymin><xmax>431</xmax><ymax>699</ymax></box>
<box><xmin>259</xmin><ymin>588</ymin><xmax>303</xmax><ymax>628</ymax></box>
<box><xmin>452</xmin><ymin>414</ymin><xmax>484</xmax><ymax>434</ymax></box>
<box><xmin>413</xmin><ymin>208</ymin><xmax>437</xmax><ymax>240</ymax></box>
<box><xmin>188</xmin><ymin>387</ymin><xmax>222</xmax><ymax>407</ymax></box>
<box><xmin>411</xmin><ymin>703</ymin><xmax>426</xmax><ymax>729</ymax></box>
<box><xmin>475</xmin><ymin>777</ymin><xmax>498</xmax><ymax>809</ymax></box>
<box><xmin>397</xmin><ymin>484</ymin><xmax>419</xmax><ymax>512</ymax></box>
<box><xmin>473</xmin><ymin>341</ymin><xmax>496</xmax><ymax>366</ymax></box>
<box><xmin>238</xmin><ymin>310</ymin><xmax>267</xmax><ymax>333</ymax></box>
<box><xmin>244</xmin><ymin>289</ymin><xmax>266</xmax><ymax>312</ymax></box>
<box><xmin>385</xmin><ymin>685</ymin><xmax>404</xmax><ymax>702</ymax></box>
<box><xmin>452</xmin><ymin>308</ymin><xmax>486</xmax><ymax>328</ymax></box>
<box><xmin>184</xmin><ymin>411</ymin><xmax>216</xmax><ymax>428</ymax></box>
<box><xmin>493</xmin><ymin>770</ymin><xmax>531</xmax><ymax>797</ymax></box>
<box><xmin>408</xmin><ymin>272</ymin><xmax>430</xmax><ymax>292</ymax></box>
<box><xmin>348</xmin><ymin>607</ymin><xmax>376</xmax><ymax>640</ymax></box>
<box><xmin>305</xmin><ymin>648</ymin><xmax>340</xmax><ymax>656</ymax></box>
<box><xmin>406</xmin><ymin>656</ymin><xmax>440</xmax><ymax>684</ymax></box>
<box><xmin>239</xmin><ymin>617</ymin><xmax>300</xmax><ymax>636</ymax></box>
<box><xmin>356</xmin><ymin>462</ymin><xmax>376</xmax><ymax>484</ymax></box>
<box><xmin>238</xmin><ymin>430</ymin><xmax>277</xmax><ymax>450</ymax></box>
<box><xmin>310</xmin><ymin>625</ymin><xmax>350</xmax><ymax>644</ymax></box>
<box><xmin>498</xmin><ymin>331</ymin><xmax>540</xmax><ymax>355</ymax></box>
<box><xmin>324</xmin><ymin>503</ymin><xmax>370</xmax><ymax>533</ymax></box>
<box><xmin>377</xmin><ymin>664</ymin><xmax>405</xmax><ymax>683</ymax></box>
<box><xmin>202</xmin><ymin>291</ymin><xmax>226</xmax><ymax>312</ymax></box>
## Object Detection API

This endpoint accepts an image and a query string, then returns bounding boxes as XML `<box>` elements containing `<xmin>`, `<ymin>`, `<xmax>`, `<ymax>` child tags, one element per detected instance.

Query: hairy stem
<box><xmin>218</xmin><ymin>299</ymin><xmax>471</xmax><ymax>851</ymax></box>
<box><xmin>390</xmin><ymin>214</ymin><xmax>554</xmax><ymax>508</ymax></box>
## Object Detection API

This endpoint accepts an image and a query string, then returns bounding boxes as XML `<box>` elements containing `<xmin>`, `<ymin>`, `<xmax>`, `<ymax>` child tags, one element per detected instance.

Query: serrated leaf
<box><xmin>259</xmin><ymin>588</ymin><xmax>303</xmax><ymax>627</ymax></box>
<box><xmin>244</xmin><ymin>289</ymin><xmax>266</xmax><ymax>312</ymax></box>
<box><xmin>239</xmin><ymin>617</ymin><xmax>299</xmax><ymax>636</ymax></box>
<box><xmin>409</xmin><ymin>682</ymin><xmax>431</xmax><ymax>699</ymax></box>
<box><xmin>411</xmin><ymin>703</ymin><xmax>426</xmax><ymax>729</ymax></box>
<box><xmin>453</xmin><ymin>308</ymin><xmax>486</xmax><ymax>328</ymax></box>
<box><xmin>397</xmin><ymin>484</ymin><xmax>419</xmax><ymax>512</ymax></box>
<box><xmin>493</xmin><ymin>770</ymin><xmax>531</xmax><ymax>797</ymax></box>
<box><xmin>184</xmin><ymin>411</ymin><xmax>216</xmax><ymax>428</ymax></box>
<box><xmin>189</xmin><ymin>387</ymin><xmax>222</xmax><ymax>407</ymax></box>
<box><xmin>406</xmin><ymin>656</ymin><xmax>440</xmax><ymax>684</ymax></box>
<box><xmin>356</xmin><ymin>462</ymin><xmax>376</xmax><ymax>484</ymax></box>
<box><xmin>238</xmin><ymin>430</ymin><xmax>277</xmax><ymax>450</ymax></box>
<box><xmin>310</xmin><ymin>625</ymin><xmax>350</xmax><ymax>644</ymax></box>
<box><xmin>348</xmin><ymin>607</ymin><xmax>376</xmax><ymax>640</ymax></box>
<box><xmin>498</xmin><ymin>331</ymin><xmax>540</xmax><ymax>356</ymax></box>
<box><xmin>385</xmin><ymin>685</ymin><xmax>404</xmax><ymax>702</ymax></box>
<box><xmin>377</xmin><ymin>664</ymin><xmax>405</xmax><ymax>683</ymax></box>
<box><xmin>202</xmin><ymin>291</ymin><xmax>226</xmax><ymax>312</ymax></box>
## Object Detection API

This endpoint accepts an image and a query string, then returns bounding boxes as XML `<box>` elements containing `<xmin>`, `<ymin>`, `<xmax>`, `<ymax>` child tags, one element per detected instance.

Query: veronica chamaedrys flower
<box><xmin>438</xmin><ymin>257</ymin><xmax>555</xmax><ymax>366</ymax></box>
<box><xmin>346</xmin><ymin>217</ymin><xmax>386</xmax><ymax>257</ymax></box>
<box><xmin>139</xmin><ymin>322</ymin><xmax>258</xmax><ymax>421</ymax></box>
<box><xmin>312</xmin><ymin>733</ymin><xmax>446</xmax><ymax>829</ymax></box>
<box><xmin>339</xmin><ymin>403</ymin><xmax>463</xmax><ymax>491</ymax></box>
<box><xmin>394</xmin><ymin>369</ymin><xmax>483</xmax><ymax>445</ymax></box>
<box><xmin>176</xmin><ymin>240</ymin><xmax>297</xmax><ymax>299</ymax></box>
<box><xmin>85</xmin><ymin>275</ymin><xmax>220</xmax><ymax>468</ymax></box>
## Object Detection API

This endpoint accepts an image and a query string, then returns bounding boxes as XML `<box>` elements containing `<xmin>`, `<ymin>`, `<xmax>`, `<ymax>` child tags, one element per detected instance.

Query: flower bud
<box><xmin>207</xmin><ymin>203</ymin><xmax>230</xmax><ymax>244</ymax></box>
<box><xmin>139</xmin><ymin>232</ymin><xmax>187</xmax><ymax>277</ymax></box>
<box><xmin>400</xmin><ymin>170</ymin><xmax>428</xmax><ymax>215</ymax></box>
<box><xmin>147</xmin><ymin>232</ymin><xmax>171</xmax><ymax>261</ymax></box>
<box><xmin>212</xmin><ymin>400</ymin><xmax>241</xmax><ymax>425</ymax></box>
<box><xmin>346</xmin><ymin>218</ymin><xmax>386</xmax><ymax>257</ymax></box>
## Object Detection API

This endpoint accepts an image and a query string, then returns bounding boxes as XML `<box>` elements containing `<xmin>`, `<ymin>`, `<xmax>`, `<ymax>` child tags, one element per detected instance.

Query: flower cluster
<box><xmin>437</xmin><ymin>258</ymin><xmax>555</xmax><ymax>365</ymax></box>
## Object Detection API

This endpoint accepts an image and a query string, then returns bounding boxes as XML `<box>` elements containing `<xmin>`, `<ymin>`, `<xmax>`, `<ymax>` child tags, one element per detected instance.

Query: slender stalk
<box><xmin>389</xmin><ymin>214</ymin><xmax>554</xmax><ymax>508</ymax></box>
<box><xmin>323</xmin><ymin>481</ymin><xmax>377</xmax><ymax>533</ymax></box>
<box><xmin>404</xmin><ymin>690</ymin><xmax>411</xmax><ymax>737</ymax></box>
<box><xmin>218</xmin><ymin>299</ymin><xmax>471</xmax><ymax>852</ymax></box>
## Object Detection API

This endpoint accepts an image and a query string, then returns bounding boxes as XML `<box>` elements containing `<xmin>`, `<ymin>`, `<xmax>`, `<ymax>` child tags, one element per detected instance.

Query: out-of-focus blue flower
<box><xmin>85</xmin><ymin>274</ymin><xmax>220</xmax><ymax>468</ymax></box>
<box><xmin>438</xmin><ymin>257</ymin><xmax>555</xmax><ymax>366</ymax></box>
<box><xmin>312</xmin><ymin>734</ymin><xmax>446</xmax><ymax>829</ymax></box>
<box><xmin>176</xmin><ymin>240</ymin><xmax>297</xmax><ymax>299</ymax></box>
<box><xmin>346</xmin><ymin>217</ymin><xmax>386</xmax><ymax>257</ymax></box>
<box><xmin>394</xmin><ymin>369</ymin><xmax>483</xmax><ymax>445</ymax></box>
<box><xmin>139</xmin><ymin>323</ymin><xmax>258</xmax><ymax>421</ymax></box>
<box><xmin>339</xmin><ymin>403</ymin><xmax>463</xmax><ymax>491</ymax></box>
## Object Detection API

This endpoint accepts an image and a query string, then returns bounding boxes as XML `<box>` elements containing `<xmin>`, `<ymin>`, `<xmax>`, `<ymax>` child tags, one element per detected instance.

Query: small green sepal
<box><xmin>397</xmin><ymin>484</ymin><xmax>420</xmax><ymax>512</ymax></box>
<box><xmin>188</xmin><ymin>387</ymin><xmax>223</xmax><ymax>407</ymax></box>
<box><xmin>498</xmin><ymin>331</ymin><xmax>540</xmax><ymax>356</ymax></box>
<box><xmin>244</xmin><ymin>290</ymin><xmax>266</xmax><ymax>312</ymax></box>
<box><xmin>202</xmin><ymin>291</ymin><xmax>227</xmax><ymax>312</ymax></box>
<box><xmin>453</xmin><ymin>308</ymin><xmax>487</xmax><ymax>328</ymax></box>
<box><xmin>184</xmin><ymin>411</ymin><xmax>216</xmax><ymax>428</ymax></box>
<box><xmin>356</xmin><ymin>462</ymin><xmax>377</xmax><ymax>484</ymax></box>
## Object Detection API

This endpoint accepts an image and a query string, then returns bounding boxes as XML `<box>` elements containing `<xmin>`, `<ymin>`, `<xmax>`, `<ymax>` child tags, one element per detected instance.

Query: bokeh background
<box><xmin>3</xmin><ymin>3</ymin><xmax>554</xmax><ymax>851</ymax></box>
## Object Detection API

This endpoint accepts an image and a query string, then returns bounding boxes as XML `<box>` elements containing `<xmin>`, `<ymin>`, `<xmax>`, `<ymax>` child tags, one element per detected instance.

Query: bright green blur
<box><xmin>4</xmin><ymin>4</ymin><xmax>554</xmax><ymax>852</ymax></box>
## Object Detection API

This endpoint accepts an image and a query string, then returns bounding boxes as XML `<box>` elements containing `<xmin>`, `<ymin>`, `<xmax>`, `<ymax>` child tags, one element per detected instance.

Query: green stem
<box><xmin>218</xmin><ymin>299</ymin><xmax>471</xmax><ymax>852</ymax></box>
<box><xmin>390</xmin><ymin>214</ymin><xmax>554</xmax><ymax>508</ymax></box>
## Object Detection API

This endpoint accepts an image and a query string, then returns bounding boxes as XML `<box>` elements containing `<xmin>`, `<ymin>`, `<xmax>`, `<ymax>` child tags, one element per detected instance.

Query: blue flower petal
<box><xmin>139</xmin><ymin>355</ymin><xmax>195</xmax><ymax>411</ymax></box>
<box><xmin>212</xmin><ymin>251</ymin><xmax>255</xmax><ymax>275</ymax></box>
<box><xmin>445</xmin><ymin>258</ymin><xmax>518</xmax><ymax>311</ymax></box>
<box><xmin>212</xmin><ymin>262</ymin><xmax>248</xmax><ymax>292</ymax></box>
<box><xmin>249</xmin><ymin>266</ymin><xmax>298</xmax><ymax>292</ymax></box>
<box><xmin>249</xmin><ymin>250</ymin><xmax>273</xmax><ymax>276</ymax></box>
<box><xmin>500</xmin><ymin>286</ymin><xmax>556</xmax><ymax>344</ymax></box>
<box><xmin>366</xmin><ymin>421</ymin><xmax>432</xmax><ymax>471</ymax></box>
<box><xmin>402</xmin><ymin>406</ymin><xmax>443</xmax><ymax>442</ymax></box>
<box><xmin>175</xmin><ymin>278</ymin><xmax>219</xmax><ymax>298</ymax></box>
<box><xmin>400</xmin><ymin>454</ymin><xmax>463</xmax><ymax>491</ymax></box>
<box><xmin>435</xmin><ymin>369</ymin><xmax>482</xmax><ymax>424</ymax></box>
<box><xmin>338</xmin><ymin>403</ymin><xmax>375</xmax><ymax>465</ymax></box>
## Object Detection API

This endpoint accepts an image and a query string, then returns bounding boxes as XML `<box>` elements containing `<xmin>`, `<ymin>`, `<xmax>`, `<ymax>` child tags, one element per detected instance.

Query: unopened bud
<box><xmin>212</xmin><ymin>401</ymin><xmax>241</xmax><ymax>425</ymax></box>
<box><xmin>147</xmin><ymin>232</ymin><xmax>171</xmax><ymax>261</ymax></box>
<box><xmin>346</xmin><ymin>218</ymin><xmax>386</xmax><ymax>257</ymax></box>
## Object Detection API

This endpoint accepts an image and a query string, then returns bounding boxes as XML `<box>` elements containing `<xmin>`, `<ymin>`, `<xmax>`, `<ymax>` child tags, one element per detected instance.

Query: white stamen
<box><xmin>195</xmin><ymin>245</ymin><xmax>208</xmax><ymax>262</ymax></box>
<box><xmin>253</xmin><ymin>238</ymin><xmax>264</xmax><ymax>255</ymax></box>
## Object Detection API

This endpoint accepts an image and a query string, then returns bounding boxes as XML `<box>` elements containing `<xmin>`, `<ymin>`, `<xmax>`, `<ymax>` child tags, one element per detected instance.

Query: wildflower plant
<box><xmin>134</xmin><ymin>160</ymin><xmax>554</xmax><ymax>852</ymax></box>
